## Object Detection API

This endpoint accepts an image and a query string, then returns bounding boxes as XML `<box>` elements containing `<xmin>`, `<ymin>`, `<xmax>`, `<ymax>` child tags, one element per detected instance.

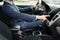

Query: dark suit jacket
<box><xmin>2</xmin><ymin>1</ymin><xmax>36</xmax><ymax>26</ymax></box>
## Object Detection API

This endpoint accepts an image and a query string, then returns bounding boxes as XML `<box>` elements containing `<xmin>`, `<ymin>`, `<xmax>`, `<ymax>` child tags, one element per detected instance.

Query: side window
<box><xmin>14</xmin><ymin>0</ymin><xmax>38</xmax><ymax>5</ymax></box>
<box><xmin>43</xmin><ymin>0</ymin><xmax>60</xmax><ymax>5</ymax></box>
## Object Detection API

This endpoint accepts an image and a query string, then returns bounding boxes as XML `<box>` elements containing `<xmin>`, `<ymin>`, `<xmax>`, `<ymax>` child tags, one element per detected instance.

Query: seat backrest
<box><xmin>0</xmin><ymin>33</ymin><xmax>8</xmax><ymax>40</ymax></box>
<box><xmin>0</xmin><ymin>20</ymin><xmax>12</xmax><ymax>40</ymax></box>
<box><xmin>0</xmin><ymin>6</ymin><xmax>14</xmax><ymax>28</ymax></box>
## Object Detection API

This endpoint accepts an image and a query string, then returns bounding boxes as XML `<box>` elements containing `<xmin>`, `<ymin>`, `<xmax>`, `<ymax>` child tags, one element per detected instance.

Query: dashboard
<box><xmin>49</xmin><ymin>11</ymin><xmax>60</xmax><ymax>26</ymax></box>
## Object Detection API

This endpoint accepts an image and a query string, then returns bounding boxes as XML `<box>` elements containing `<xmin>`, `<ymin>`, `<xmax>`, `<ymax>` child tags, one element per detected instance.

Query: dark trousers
<box><xmin>17</xmin><ymin>20</ymin><xmax>46</xmax><ymax>30</ymax></box>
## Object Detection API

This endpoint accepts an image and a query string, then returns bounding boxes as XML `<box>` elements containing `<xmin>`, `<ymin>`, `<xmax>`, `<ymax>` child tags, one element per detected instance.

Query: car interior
<box><xmin>0</xmin><ymin>0</ymin><xmax>60</xmax><ymax>40</ymax></box>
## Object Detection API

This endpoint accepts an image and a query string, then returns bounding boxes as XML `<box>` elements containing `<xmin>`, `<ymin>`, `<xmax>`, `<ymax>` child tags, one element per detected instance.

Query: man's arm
<box><xmin>2</xmin><ymin>6</ymin><xmax>36</xmax><ymax>21</ymax></box>
<box><xmin>19</xmin><ymin>7</ymin><xmax>33</xmax><ymax>13</ymax></box>
<box><xmin>19</xmin><ymin>4</ymin><xmax>39</xmax><ymax>13</ymax></box>
<box><xmin>2</xmin><ymin>5</ymin><xmax>48</xmax><ymax>21</ymax></box>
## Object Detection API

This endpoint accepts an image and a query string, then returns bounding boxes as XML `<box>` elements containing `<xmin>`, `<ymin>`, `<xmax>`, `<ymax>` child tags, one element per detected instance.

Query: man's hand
<box><xmin>36</xmin><ymin>15</ymin><xmax>50</xmax><ymax>21</ymax></box>
<box><xmin>32</xmin><ymin>4</ymin><xmax>39</xmax><ymax>9</ymax></box>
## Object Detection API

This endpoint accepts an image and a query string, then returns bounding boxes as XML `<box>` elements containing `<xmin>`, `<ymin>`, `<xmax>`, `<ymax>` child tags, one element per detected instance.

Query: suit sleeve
<box><xmin>19</xmin><ymin>7</ymin><xmax>33</xmax><ymax>13</ymax></box>
<box><xmin>2</xmin><ymin>6</ymin><xmax>36</xmax><ymax>21</ymax></box>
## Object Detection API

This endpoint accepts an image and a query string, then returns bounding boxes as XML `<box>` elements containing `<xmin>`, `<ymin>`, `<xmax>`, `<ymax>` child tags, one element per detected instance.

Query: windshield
<box><xmin>43</xmin><ymin>0</ymin><xmax>60</xmax><ymax>5</ymax></box>
<box><xmin>14</xmin><ymin>0</ymin><xmax>60</xmax><ymax>5</ymax></box>
<box><xmin>14</xmin><ymin>0</ymin><xmax>38</xmax><ymax>5</ymax></box>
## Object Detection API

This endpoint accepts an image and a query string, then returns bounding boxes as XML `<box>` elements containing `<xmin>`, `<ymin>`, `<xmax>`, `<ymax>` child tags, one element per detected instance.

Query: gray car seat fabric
<box><xmin>0</xmin><ymin>33</ymin><xmax>8</xmax><ymax>40</ymax></box>
<box><xmin>0</xmin><ymin>20</ymin><xmax>12</xmax><ymax>40</ymax></box>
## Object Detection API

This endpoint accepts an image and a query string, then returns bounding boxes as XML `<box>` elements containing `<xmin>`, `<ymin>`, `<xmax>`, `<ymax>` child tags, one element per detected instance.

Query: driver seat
<box><xmin>0</xmin><ymin>20</ymin><xmax>13</xmax><ymax>40</ymax></box>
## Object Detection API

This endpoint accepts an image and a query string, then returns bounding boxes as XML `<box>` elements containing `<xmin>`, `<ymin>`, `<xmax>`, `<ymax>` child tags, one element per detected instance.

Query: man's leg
<box><xmin>20</xmin><ymin>20</ymin><xmax>45</xmax><ymax>30</ymax></box>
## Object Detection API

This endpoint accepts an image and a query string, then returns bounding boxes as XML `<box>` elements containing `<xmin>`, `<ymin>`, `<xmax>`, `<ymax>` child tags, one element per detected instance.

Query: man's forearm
<box><xmin>19</xmin><ymin>7</ymin><xmax>32</xmax><ymax>13</ymax></box>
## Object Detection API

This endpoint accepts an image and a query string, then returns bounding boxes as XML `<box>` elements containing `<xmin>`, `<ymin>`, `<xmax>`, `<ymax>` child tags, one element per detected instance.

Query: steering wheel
<box><xmin>32</xmin><ymin>0</ymin><xmax>51</xmax><ymax>15</ymax></box>
<box><xmin>41</xmin><ymin>1</ymin><xmax>51</xmax><ymax>13</ymax></box>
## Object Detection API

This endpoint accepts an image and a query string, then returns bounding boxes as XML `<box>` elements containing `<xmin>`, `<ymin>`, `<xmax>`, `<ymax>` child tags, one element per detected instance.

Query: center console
<box><xmin>48</xmin><ymin>11</ymin><xmax>60</xmax><ymax>40</ymax></box>
<box><xmin>49</xmin><ymin>11</ymin><xmax>60</xmax><ymax>27</ymax></box>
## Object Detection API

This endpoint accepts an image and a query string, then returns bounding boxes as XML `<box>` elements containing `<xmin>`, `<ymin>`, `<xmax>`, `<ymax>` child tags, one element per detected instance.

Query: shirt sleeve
<box><xmin>19</xmin><ymin>7</ymin><xmax>33</xmax><ymax>13</ymax></box>
<box><xmin>2</xmin><ymin>5</ymin><xmax>37</xmax><ymax>22</ymax></box>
